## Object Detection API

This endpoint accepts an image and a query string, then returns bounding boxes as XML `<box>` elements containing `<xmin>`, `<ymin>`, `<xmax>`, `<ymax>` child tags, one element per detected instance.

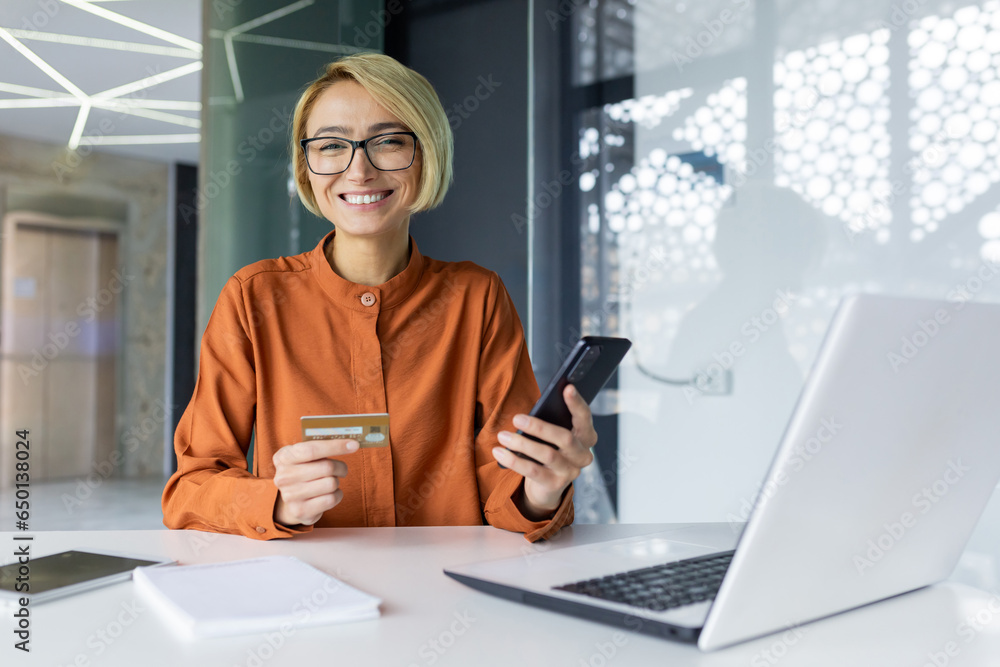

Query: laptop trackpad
<box><xmin>587</xmin><ymin>536</ymin><xmax>721</xmax><ymax>562</ymax></box>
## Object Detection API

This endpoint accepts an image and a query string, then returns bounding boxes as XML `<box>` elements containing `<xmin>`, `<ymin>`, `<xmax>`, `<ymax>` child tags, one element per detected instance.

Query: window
<box><xmin>562</xmin><ymin>0</ymin><xmax>1000</xmax><ymax>523</ymax></box>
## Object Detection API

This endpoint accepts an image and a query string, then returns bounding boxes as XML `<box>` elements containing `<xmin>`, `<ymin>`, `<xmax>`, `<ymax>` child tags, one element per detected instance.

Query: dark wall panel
<box><xmin>402</xmin><ymin>0</ymin><xmax>530</xmax><ymax>319</ymax></box>
<box><xmin>172</xmin><ymin>162</ymin><xmax>198</xmax><ymax>471</ymax></box>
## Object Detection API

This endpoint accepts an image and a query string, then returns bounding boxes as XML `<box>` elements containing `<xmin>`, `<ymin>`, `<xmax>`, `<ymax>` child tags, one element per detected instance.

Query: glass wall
<box><xmin>571</xmin><ymin>0</ymin><xmax>1000</xmax><ymax>523</ymax></box>
<box><xmin>199</xmin><ymin>0</ymin><xmax>381</xmax><ymax>333</ymax></box>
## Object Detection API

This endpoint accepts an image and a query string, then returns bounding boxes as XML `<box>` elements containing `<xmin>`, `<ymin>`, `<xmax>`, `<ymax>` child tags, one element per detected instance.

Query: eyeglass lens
<box><xmin>306</xmin><ymin>133</ymin><xmax>415</xmax><ymax>174</ymax></box>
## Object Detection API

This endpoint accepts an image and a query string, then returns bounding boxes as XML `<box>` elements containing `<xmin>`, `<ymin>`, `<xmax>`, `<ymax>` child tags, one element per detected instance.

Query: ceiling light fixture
<box><xmin>0</xmin><ymin>27</ymin><xmax>87</xmax><ymax>101</ymax></box>
<box><xmin>92</xmin><ymin>61</ymin><xmax>203</xmax><ymax>100</ymax></box>
<box><xmin>220</xmin><ymin>0</ymin><xmax>315</xmax><ymax>102</ymax></box>
<box><xmin>79</xmin><ymin>133</ymin><xmax>200</xmax><ymax>146</ymax></box>
<box><xmin>104</xmin><ymin>99</ymin><xmax>202</xmax><ymax>111</ymax></box>
<box><xmin>0</xmin><ymin>98</ymin><xmax>79</xmax><ymax>109</ymax></box>
<box><xmin>68</xmin><ymin>101</ymin><xmax>92</xmax><ymax>149</ymax></box>
<box><xmin>90</xmin><ymin>101</ymin><xmax>200</xmax><ymax>128</ymax></box>
<box><xmin>4</xmin><ymin>27</ymin><xmax>200</xmax><ymax>59</ymax></box>
<box><xmin>0</xmin><ymin>28</ymin><xmax>201</xmax><ymax>148</ymax></box>
<box><xmin>0</xmin><ymin>82</ymin><xmax>69</xmax><ymax>98</ymax></box>
<box><xmin>0</xmin><ymin>26</ymin><xmax>91</xmax><ymax>147</ymax></box>
<box><xmin>208</xmin><ymin>31</ymin><xmax>358</xmax><ymax>55</ymax></box>
<box><xmin>60</xmin><ymin>0</ymin><xmax>202</xmax><ymax>53</ymax></box>
<box><xmin>0</xmin><ymin>3</ymin><xmax>203</xmax><ymax>151</ymax></box>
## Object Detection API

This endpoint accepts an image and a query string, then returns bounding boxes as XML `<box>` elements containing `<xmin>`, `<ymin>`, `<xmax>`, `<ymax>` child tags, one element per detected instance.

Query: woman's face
<box><xmin>304</xmin><ymin>80</ymin><xmax>422</xmax><ymax>240</ymax></box>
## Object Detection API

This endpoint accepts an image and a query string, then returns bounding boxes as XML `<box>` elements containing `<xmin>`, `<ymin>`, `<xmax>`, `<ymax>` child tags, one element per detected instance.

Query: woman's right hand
<box><xmin>272</xmin><ymin>439</ymin><xmax>359</xmax><ymax>527</ymax></box>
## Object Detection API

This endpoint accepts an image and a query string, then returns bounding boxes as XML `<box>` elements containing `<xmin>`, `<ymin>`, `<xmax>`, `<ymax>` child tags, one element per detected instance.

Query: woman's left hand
<box><xmin>492</xmin><ymin>384</ymin><xmax>597</xmax><ymax>519</ymax></box>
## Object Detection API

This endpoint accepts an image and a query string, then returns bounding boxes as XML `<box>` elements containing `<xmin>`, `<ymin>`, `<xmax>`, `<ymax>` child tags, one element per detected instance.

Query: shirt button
<box><xmin>256</xmin><ymin>526</ymin><xmax>266</xmax><ymax>534</ymax></box>
<box><xmin>361</xmin><ymin>292</ymin><xmax>376</xmax><ymax>307</ymax></box>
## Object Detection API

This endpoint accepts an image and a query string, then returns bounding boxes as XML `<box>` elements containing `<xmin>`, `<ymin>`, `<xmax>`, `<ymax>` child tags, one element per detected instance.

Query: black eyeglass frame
<box><xmin>299</xmin><ymin>131</ymin><xmax>419</xmax><ymax>175</ymax></box>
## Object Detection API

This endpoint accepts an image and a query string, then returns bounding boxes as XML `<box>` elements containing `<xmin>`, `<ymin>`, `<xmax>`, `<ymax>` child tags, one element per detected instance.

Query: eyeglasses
<box><xmin>300</xmin><ymin>131</ymin><xmax>418</xmax><ymax>175</ymax></box>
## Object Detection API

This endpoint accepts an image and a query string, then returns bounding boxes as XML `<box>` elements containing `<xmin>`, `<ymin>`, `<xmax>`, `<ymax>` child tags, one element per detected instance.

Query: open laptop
<box><xmin>445</xmin><ymin>293</ymin><xmax>1000</xmax><ymax>650</ymax></box>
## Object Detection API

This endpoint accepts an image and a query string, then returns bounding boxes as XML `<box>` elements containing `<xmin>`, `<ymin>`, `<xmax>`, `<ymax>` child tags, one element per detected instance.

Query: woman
<box><xmin>162</xmin><ymin>53</ymin><xmax>596</xmax><ymax>542</ymax></box>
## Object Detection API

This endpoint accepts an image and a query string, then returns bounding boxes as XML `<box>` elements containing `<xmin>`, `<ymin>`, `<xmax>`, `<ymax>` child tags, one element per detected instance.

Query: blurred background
<box><xmin>0</xmin><ymin>2</ymin><xmax>998</xmax><ymax>588</ymax></box>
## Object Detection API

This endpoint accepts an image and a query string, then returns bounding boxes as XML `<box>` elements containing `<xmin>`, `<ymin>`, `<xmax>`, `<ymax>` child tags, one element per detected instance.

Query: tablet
<box><xmin>0</xmin><ymin>549</ymin><xmax>173</xmax><ymax>605</ymax></box>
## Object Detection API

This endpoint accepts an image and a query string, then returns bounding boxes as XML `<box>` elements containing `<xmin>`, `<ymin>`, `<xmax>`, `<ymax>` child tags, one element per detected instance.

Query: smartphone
<box><xmin>503</xmin><ymin>336</ymin><xmax>631</xmax><ymax>466</ymax></box>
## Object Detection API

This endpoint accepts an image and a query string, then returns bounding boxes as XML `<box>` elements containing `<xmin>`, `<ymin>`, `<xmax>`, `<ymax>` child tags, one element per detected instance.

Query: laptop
<box><xmin>445</xmin><ymin>293</ymin><xmax>1000</xmax><ymax>650</ymax></box>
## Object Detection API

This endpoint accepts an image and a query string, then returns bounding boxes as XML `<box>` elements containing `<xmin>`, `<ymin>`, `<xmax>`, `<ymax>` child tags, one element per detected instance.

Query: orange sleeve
<box><xmin>161</xmin><ymin>277</ymin><xmax>308</xmax><ymax>540</ymax></box>
<box><xmin>475</xmin><ymin>273</ymin><xmax>575</xmax><ymax>542</ymax></box>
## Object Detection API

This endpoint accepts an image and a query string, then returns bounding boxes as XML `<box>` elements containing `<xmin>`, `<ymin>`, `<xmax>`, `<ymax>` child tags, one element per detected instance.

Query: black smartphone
<box><xmin>502</xmin><ymin>336</ymin><xmax>631</xmax><ymax>466</ymax></box>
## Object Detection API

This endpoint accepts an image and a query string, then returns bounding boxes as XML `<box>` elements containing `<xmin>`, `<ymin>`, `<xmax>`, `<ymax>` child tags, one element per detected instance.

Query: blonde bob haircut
<box><xmin>291</xmin><ymin>53</ymin><xmax>453</xmax><ymax>217</ymax></box>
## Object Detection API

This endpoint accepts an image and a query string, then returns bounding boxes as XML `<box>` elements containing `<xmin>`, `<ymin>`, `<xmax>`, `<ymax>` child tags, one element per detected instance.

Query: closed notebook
<box><xmin>132</xmin><ymin>555</ymin><xmax>381</xmax><ymax>640</ymax></box>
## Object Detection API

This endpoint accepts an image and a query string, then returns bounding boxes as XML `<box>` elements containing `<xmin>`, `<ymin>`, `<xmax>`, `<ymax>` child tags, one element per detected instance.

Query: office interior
<box><xmin>0</xmin><ymin>0</ymin><xmax>997</xmax><ymax>587</ymax></box>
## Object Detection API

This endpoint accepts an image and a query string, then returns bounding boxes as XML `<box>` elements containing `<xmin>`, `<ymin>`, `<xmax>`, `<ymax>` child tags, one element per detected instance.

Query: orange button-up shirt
<box><xmin>162</xmin><ymin>231</ymin><xmax>573</xmax><ymax>541</ymax></box>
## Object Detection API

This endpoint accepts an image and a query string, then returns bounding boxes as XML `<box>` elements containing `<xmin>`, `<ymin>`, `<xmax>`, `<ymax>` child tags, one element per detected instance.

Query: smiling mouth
<box><xmin>341</xmin><ymin>191</ymin><xmax>392</xmax><ymax>205</ymax></box>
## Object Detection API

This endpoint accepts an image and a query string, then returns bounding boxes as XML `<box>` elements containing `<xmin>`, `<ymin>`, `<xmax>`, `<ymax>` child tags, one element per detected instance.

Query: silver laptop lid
<box><xmin>700</xmin><ymin>293</ymin><xmax>1000</xmax><ymax>649</ymax></box>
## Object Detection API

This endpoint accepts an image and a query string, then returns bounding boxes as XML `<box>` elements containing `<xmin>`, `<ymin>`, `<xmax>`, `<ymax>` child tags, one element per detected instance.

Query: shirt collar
<box><xmin>310</xmin><ymin>230</ymin><xmax>426</xmax><ymax>312</ymax></box>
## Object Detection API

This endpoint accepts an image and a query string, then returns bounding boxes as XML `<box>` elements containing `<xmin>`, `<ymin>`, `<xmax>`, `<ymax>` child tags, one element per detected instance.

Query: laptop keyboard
<box><xmin>552</xmin><ymin>550</ymin><xmax>735</xmax><ymax>612</ymax></box>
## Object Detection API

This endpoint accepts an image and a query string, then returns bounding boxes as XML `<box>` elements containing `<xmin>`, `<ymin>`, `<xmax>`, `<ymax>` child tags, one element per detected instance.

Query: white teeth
<box><xmin>344</xmin><ymin>192</ymin><xmax>387</xmax><ymax>205</ymax></box>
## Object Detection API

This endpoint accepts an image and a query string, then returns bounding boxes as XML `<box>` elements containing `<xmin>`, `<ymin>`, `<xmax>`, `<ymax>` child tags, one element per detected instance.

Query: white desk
<box><xmin>3</xmin><ymin>524</ymin><xmax>1000</xmax><ymax>666</ymax></box>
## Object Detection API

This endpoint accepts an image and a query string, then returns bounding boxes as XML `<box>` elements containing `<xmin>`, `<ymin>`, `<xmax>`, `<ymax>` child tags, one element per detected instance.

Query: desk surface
<box><xmin>3</xmin><ymin>523</ymin><xmax>1000</xmax><ymax>667</ymax></box>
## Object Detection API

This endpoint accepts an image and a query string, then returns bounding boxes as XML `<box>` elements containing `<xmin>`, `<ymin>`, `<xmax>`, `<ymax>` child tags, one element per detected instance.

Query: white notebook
<box><xmin>133</xmin><ymin>555</ymin><xmax>381</xmax><ymax>640</ymax></box>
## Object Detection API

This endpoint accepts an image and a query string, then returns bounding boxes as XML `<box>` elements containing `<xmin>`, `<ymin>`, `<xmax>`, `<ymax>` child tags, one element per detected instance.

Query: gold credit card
<box><xmin>300</xmin><ymin>413</ymin><xmax>390</xmax><ymax>448</ymax></box>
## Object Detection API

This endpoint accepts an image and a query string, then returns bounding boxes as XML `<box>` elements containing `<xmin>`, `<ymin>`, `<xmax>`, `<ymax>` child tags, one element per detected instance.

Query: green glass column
<box><xmin>199</xmin><ymin>0</ymin><xmax>382</xmax><ymax>335</ymax></box>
